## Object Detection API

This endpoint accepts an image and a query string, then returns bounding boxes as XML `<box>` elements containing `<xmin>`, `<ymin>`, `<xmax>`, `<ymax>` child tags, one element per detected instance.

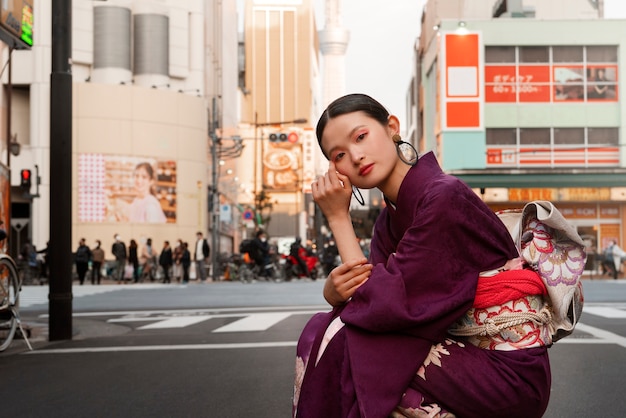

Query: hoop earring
<box><xmin>352</xmin><ymin>186</ymin><xmax>365</xmax><ymax>206</ymax></box>
<box><xmin>392</xmin><ymin>134</ymin><xmax>418</xmax><ymax>166</ymax></box>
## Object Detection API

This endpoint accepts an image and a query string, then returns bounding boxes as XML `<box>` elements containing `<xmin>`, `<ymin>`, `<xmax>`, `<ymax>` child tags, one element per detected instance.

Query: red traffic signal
<box><xmin>20</xmin><ymin>169</ymin><xmax>32</xmax><ymax>191</ymax></box>
<box><xmin>269</xmin><ymin>132</ymin><xmax>299</xmax><ymax>143</ymax></box>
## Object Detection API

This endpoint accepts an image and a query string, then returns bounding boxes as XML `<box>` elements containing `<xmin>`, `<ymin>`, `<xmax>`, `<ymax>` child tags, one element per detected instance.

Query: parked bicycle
<box><xmin>0</xmin><ymin>230</ymin><xmax>33</xmax><ymax>352</ymax></box>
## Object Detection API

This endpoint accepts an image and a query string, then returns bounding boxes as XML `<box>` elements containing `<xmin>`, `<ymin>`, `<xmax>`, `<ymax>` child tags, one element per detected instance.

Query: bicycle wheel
<box><xmin>0</xmin><ymin>256</ymin><xmax>19</xmax><ymax>351</ymax></box>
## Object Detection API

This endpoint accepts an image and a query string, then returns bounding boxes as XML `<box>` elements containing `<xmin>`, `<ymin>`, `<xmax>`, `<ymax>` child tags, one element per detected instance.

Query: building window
<box><xmin>485</xmin><ymin>46</ymin><xmax>515</xmax><ymax>63</ymax></box>
<box><xmin>520</xmin><ymin>128</ymin><xmax>550</xmax><ymax>145</ymax></box>
<box><xmin>554</xmin><ymin>128</ymin><xmax>584</xmax><ymax>145</ymax></box>
<box><xmin>588</xmin><ymin>127</ymin><xmax>618</xmax><ymax>145</ymax></box>
<box><xmin>519</xmin><ymin>46</ymin><xmax>549</xmax><ymax>63</ymax></box>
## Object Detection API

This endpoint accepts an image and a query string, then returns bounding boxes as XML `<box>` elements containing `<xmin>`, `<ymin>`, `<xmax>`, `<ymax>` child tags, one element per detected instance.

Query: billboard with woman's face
<box><xmin>78</xmin><ymin>154</ymin><xmax>176</xmax><ymax>223</ymax></box>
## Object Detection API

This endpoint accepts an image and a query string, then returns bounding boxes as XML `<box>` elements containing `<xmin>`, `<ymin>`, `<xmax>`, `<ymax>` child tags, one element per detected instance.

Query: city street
<box><xmin>1</xmin><ymin>278</ymin><xmax>626</xmax><ymax>417</ymax></box>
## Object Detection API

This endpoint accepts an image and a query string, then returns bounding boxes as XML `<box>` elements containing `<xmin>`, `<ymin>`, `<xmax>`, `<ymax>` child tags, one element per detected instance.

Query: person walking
<box><xmin>128</xmin><ymin>239</ymin><xmax>140</xmax><ymax>283</ymax></box>
<box><xmin>111</xmin><ymin>234</ymin><xmax>127</xmax><ymax>284</ymax></box>
<box><xmin>74</xmin><ymin>238</ymin><xmax>92</xmax><ymax>286</ymax></box>
<box><xmin>141</xmin><ymin>238</ymin><xmax>156</xmax><ymax>281</ymax></box>
<box><xmin>603</xmin><ymin>240</ymin><xmax>626</xmax><ymax>280</ymax></box>
<box><xmin>194</xmin><ymin>232</ymin><xmax>210</xmax><ymax>282</ymax></box>
<box><xmin>181</xmin><ymin>242</ymin><xmax>191</xmax><ymax>284</ymax></box>
<box><xmin>159</xmin><ymin>240</ymin><xmax>173</xmax><ymax>283</ymax></box>
<box><xmin>172</xmin><ymin>239</ymin><xmax>183</xmax><ymax>283</ymax></box>
<box><xmin>91</xmin><ymin>240</ymin><xmax>105</xmax><ymax>285</ymax></box>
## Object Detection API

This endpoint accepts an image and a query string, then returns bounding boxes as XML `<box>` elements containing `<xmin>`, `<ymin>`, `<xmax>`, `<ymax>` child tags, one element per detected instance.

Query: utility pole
<box><xmin>209</xmin><ymin>98</ymin><xmax>219</xmax><ymax>282</ymax></box>
<box><xmin>49</xmin><ymin>0</ymin><xmax>73</xmax><ymax>340</ymax></box>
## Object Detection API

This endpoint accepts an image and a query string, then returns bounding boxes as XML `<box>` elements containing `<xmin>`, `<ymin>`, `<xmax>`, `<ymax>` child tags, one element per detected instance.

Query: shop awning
<box><xmin>448</xmin><ymin>168</ymin><xmax>626</xmax><ymax>188</ymax></box>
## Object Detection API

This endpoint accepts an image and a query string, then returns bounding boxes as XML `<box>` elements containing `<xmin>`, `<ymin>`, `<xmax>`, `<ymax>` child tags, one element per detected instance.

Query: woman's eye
<box><xmin>333</xmin><ymin>152</ymin><xmax>345</xmax><ymax>162</ymax></box>
<box><xmin>356</xmin><ymin>133</ymin><xmax>366</xmax><ymax>142</ymax></box>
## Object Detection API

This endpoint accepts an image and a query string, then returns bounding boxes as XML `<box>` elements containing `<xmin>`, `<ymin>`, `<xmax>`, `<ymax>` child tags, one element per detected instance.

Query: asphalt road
<box><xmin>2</xmin><ymin>278</ymin><xmax>626</xmax><ymax>417</ymax></box>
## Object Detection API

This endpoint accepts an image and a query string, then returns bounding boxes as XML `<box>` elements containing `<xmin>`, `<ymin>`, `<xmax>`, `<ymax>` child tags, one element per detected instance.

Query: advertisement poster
<box><xmin>262</xmin><ymin>142</ymin><xmax>302</xmax><ymax>192</ymax></box>
<box><xmin>78</xmin><ymin>154</ymin><xmax>176</xmax><ymax>223</ymax></box>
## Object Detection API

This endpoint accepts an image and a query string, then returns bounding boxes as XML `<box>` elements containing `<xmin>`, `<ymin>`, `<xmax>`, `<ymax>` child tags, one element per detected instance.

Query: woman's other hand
<box><xmin>323</xmin><ymin>258</ymin><xmax>372</xmax><ymax>306</ymax></box>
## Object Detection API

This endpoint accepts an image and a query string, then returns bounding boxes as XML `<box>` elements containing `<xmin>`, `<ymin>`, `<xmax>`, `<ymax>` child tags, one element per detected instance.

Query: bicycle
<box><xmin>0</xmin><ymin>252</ymin><xmax>33</xmax><ymax>352</ymax></box>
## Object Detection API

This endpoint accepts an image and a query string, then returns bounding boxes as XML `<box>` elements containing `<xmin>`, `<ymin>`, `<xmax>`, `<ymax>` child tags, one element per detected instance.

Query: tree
<box><xmin>254</xmin><ymin>188</ymin><xmax>274</xmax><ymax>228</ymax></box>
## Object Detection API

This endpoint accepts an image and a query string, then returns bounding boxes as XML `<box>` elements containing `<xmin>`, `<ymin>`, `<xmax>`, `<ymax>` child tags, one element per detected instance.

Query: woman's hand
<box><xmin>323</xmin><ymin>258</ymin><xmax>373</xmax><ymax>307</ymax></box>
<box><xmin>311</xmin><ymin>162</ymin><xmax>353</xmax><ymax>222</ymax></box>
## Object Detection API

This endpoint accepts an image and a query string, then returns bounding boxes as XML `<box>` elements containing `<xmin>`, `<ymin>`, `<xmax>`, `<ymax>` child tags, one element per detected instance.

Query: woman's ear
<box><xmin>387</xmin><ymin>115</ymin><xmax>400</xmax><ymax>136</ymax></box>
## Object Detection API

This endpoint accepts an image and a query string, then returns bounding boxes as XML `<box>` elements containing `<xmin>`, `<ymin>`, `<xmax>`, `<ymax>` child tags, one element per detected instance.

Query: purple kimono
<box><xmin>294</xmin><ymin>152</ymin><xmax>551</xmax><ymax>418</ymax></box>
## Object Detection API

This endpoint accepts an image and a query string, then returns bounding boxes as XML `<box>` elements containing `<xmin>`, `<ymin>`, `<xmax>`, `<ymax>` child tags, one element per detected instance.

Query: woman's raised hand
<box><xmin>323</xmin><ymin>258</ymin><xmax>372</xmax><ymax>307</ymax></box>
<box><xmin>311</xmin><ymin>162</ymin><xmax>353</xmax><ymax>221</ymax></box>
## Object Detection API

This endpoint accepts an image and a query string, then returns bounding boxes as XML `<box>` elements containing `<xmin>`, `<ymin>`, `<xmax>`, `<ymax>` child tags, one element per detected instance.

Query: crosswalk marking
<box><xmin>138</xmin><ymin>316</ymin><xmax>212</xmax><ymax>330</ymax></box>
<box><xmin>213</xmin><ymin>312</ymin><xmax>292</xmax><ymax>333</ymax></box>
<box><xmin>583</xmin><ymin>306</ymin><xmax>626</xmax><ymax>318</ymax></box>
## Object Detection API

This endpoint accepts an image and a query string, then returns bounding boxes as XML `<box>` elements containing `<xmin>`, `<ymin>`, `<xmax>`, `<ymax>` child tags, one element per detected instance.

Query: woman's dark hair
<box><xmin>135</xmin><ymin>162</ymin><xmax>155</xmax><ymax>179</ymax></box>
<box><xmin>316</xmin><ymin>94</ymin><xmax>390</xmax><ymax>158</ymax></box>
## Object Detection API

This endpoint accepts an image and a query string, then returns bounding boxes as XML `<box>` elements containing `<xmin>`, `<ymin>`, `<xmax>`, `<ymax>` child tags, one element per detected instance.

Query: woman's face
<box><xmin>320</xmin><ymin>111</ymin><xmax>399</xmax><ymax>190</ymax></box>
<box><xmin>134</xmin><ymin>167</ymin><xmax>152</xmax><ymax>197</ymax></box>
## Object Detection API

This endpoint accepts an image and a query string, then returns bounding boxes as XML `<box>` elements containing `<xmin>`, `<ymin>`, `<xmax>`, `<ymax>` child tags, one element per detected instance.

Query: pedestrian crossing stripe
<box><xmin>107</xmin><ymin>310</ymin><xmax>321</xmax><ymax>332</ymax></box>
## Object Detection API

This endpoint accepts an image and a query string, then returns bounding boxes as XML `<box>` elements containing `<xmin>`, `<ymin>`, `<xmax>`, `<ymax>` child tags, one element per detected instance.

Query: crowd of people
<box><xmin>69</xmin><ymin>232</ymin><xmax>211</xmax><ymax>285</ymax></box>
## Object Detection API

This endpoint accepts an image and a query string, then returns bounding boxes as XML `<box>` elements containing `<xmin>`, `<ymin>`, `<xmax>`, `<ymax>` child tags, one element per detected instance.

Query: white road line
<box><xmin>583</xmin><ymin>306</ymin><xmax>626</xmax><ymax>318</ymax></box>
<box><xmin>24</xmin><ymin>341</ymin><xmax>297</xmax><ymax>354</ymax></box>
<box><xmin>137</xmin><ymin>316</ymin><xmax>213</xmax><ymax>330</ymax></box>
<box><xmin>213</xmin><ymin>312</ymin><xmax>293</xmax><ymax>332</ymax></box>
<box><xmin>559</xmin><ymin>323</ymin><xmax>626</xmax><ymax>348</ymax></box>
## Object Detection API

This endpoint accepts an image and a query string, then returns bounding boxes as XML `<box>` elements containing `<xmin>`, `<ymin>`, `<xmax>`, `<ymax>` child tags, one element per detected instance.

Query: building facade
<box><xmin>409</xmin><ymin>0</ymin><xmax>626</xmax><ymax>267</ymax></box>
<box><xmin>1</xmin><ymin>0</ymin><xmax>240</xmax><ymax>260</ymax></box>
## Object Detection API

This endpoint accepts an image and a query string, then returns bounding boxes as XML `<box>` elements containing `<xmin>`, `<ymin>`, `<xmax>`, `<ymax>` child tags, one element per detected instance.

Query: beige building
<box><xmin>0</xmin><ymin>0</ymin><xmax>240</xmax><ymax>260</ymax></box>
<box><xmin>236</xmin><ymin>0</ymin><xmax>322</xmax><ymax>241</ymax></box>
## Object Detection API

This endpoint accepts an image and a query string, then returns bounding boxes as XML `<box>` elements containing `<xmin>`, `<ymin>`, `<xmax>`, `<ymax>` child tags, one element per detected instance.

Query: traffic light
<box><xmin>268</xmin><ymin>132</ymin><xmax>299</xmax><ymax>143</ymax></box>
<box><xmin>20</xmin><ymin>169</ymin><xmax>32</xmax><ymax>192</ymax></box>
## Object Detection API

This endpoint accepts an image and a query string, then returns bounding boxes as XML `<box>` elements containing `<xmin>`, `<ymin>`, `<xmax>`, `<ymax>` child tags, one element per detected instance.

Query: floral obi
<box><xmin>448</xmin><ymin>295</ymin><xmax>553</xmax><ymax>351</ymax></box>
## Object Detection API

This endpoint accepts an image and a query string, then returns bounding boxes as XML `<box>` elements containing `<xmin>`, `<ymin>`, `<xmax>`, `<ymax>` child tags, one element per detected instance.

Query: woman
<box><xmin>129</xmin><ymin>162</ymin><xmax>167</xmax><ymax>223</ymax></box>
<box><xmin>91</xmin><ymin>240</ymin><xmax>105</xmax><ymax>285</ymax></box>
<box><xmin>294</xmin><ymin>94</ymin><xmax>551</xmax><ymax>418</ymax></box>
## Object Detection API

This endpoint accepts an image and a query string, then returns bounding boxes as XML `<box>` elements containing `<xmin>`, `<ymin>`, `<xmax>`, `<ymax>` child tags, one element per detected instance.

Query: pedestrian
<box><xmin>128</xmin><ymin>239</ymin><xmax>140</xmax><ymax>283</ymax></box>
<box><xmin>141</xmin><ymin>238</ymin><xmax>156</xmax><ymax>281</ymax></box>
<box><xmin>194</xmin><ymin>231</ymin><xmax>210</xmax><ymax>282</ymax></box>
<box><xmin>181</xmin><ymin>242</ymin><xmax>191</xmax><ymax>284</ymax></box>
<box><xmin>603</xmin><ymin>240</ymin><xmax>625</xmax><ymax>280</ymax></box>
<box><xmin>159</xmin><ymin>240</ymin><xmax>173</xmax><ymax>283</ymax></box>
<box><xmin>294</xmin><ymin>93</ymin><xmax>552</xmax><ymax>417</ymax></box>
<box><xmin>251</xmin><ymin>229</ymin><xmax>273</xmax><ymax>279</ymax></box>
<box><xmin>91</xmin><ymin>240</ymin><xmax>105</xmax><ymax>285</ymax></box>
<box><xmin>172</xmin><ymin>239</ymin><xmax>183</xmax><ymax>282</ymax></box>
<box><xmin>37</xmin><ymin>241</ymin><xmax>49</xmax><ymax>281</ymax></box>
<box><xmin>111</xmin><ymin>234</ymin><xmax>127</xmax><ymax>284</ymax></box>
<box><xmin>74</xmin><ymin>238</ymin><xmax>92</xmax><ymax>286</ymax></box>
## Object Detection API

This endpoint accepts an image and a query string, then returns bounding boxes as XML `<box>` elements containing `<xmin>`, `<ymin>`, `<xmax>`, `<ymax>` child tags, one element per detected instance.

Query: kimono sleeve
<box><xmin>341</xmin><ymin>182</ymin><xmax>518</xmax><ymax>342</ymax></box>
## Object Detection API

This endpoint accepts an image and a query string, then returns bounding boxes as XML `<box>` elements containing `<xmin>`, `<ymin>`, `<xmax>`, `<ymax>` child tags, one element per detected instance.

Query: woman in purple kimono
<box><xmin>294</xmin><ymin>94</ymin><xmax>551</xmax><ymax>417</ymax></box>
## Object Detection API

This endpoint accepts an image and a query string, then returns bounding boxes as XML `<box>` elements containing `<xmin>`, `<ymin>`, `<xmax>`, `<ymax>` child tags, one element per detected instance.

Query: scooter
<box><xmin>281</xmin><ymin>248</ymin><xmax>319</xmax><ymax>281</ymax></box>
